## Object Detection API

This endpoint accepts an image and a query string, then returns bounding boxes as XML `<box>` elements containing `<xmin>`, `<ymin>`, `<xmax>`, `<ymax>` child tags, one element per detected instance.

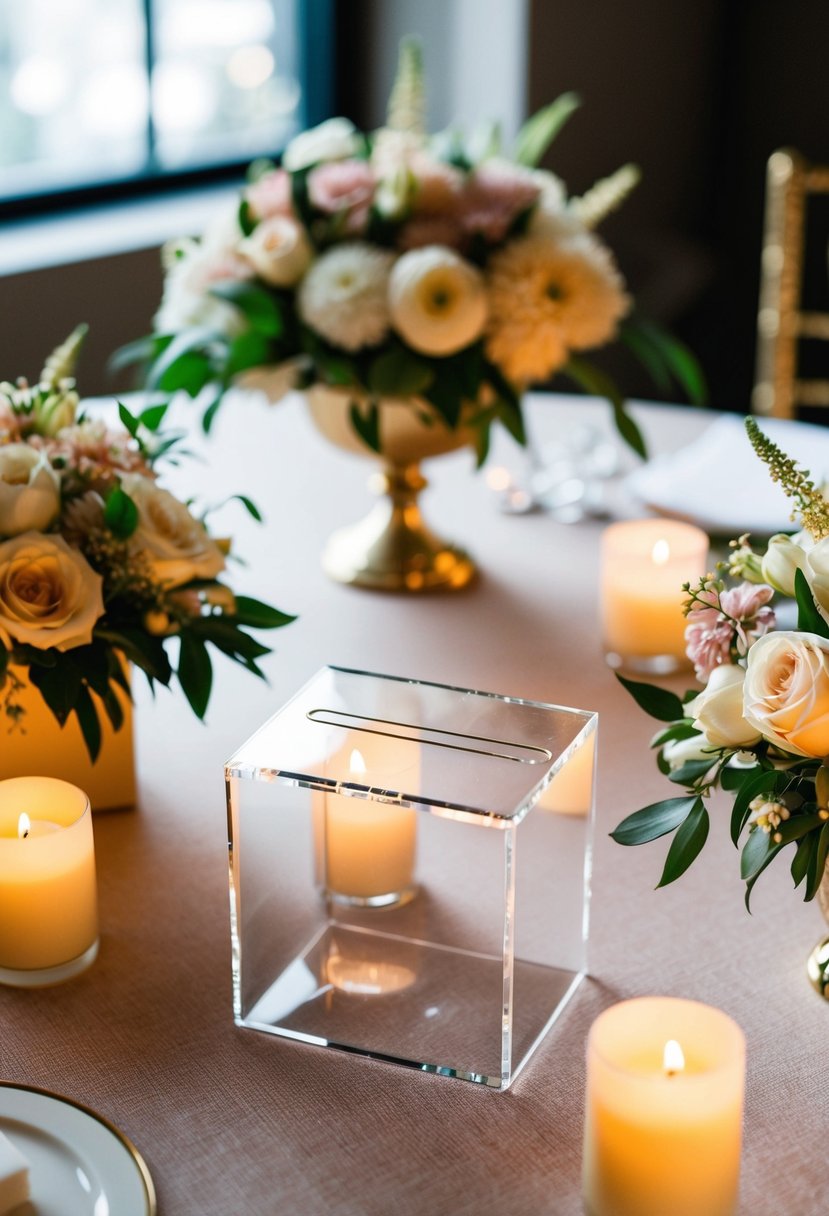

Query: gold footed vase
<box><xmin>306</xmin><ymin>385</ymin><xmax>476</xmax><ymax>593</ymax></box>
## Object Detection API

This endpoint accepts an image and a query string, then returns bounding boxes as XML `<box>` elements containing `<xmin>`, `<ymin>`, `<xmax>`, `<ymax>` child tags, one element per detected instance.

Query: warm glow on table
<box><xmin>600</xmin><ymin>519</ymin><xmax>708</xmax><ymax>669</ymax></box>
<box><xmin>583</xmin><ymin>997</ymin><xmax>745</xmax><ymax>1216</ymax></box>
<box><xmin>0</xmin><ymin>777</ymin><xmax>98</xmax><ymax>980</ymax></box>
<box><xmin>324</xmin><ymin>738</ymin><xmax>418</xmax><ymax>903</ymax></box>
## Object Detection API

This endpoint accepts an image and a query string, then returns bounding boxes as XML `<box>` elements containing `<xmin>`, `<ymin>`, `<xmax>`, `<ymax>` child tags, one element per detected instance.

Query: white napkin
<box><xmin>627</xmin><ymin>414</ymin><xmax>829</xmax><ymax>536</ymax></box>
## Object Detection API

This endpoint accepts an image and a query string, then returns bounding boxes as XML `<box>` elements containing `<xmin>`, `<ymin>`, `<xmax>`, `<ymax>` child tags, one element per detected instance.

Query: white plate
<box><xmin>0</xmin><ymin>1084</ymin><xmax>155</xmax><ymax>1216</ymax></box>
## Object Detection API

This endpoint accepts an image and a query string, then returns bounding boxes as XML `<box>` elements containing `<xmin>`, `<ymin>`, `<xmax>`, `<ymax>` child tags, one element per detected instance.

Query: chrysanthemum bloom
<box><xmin>308</xmin><ymin>161</ymin><xmax>375</xmax><ymax>235</ymax></box>
<box><xmin>389</xmin><ymin>245</ymin><xmax>487</xmax><ymax>356</ymax></box>
<box><xmin>485</xmin><ymin>233</ymin><xmax>630</xmax><ymax>383</ymax></box>
<box><xmin>298</xmin><ymin>243</ymin><xmax>394</xmax><ymax>351</ymax></box>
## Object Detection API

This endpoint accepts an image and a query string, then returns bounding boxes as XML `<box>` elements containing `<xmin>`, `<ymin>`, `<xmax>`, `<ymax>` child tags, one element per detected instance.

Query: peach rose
<box><xmin>743</xmin><ymin>631</ymin><xmax>829</xmax><ymax>758</ymax></box>
<box><xmin>0</xmin><ymin>532</ymin><xmax>104</xmax><ymax>651</ymax></box>
<box><xmin>121</xmin><ymin>474</ymin><xmax>225</xmax><ymax>589</ymax></box>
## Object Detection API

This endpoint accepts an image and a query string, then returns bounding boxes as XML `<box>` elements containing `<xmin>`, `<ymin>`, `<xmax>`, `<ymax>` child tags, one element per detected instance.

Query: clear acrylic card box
<box><xmin>225</xmin><ymin>666</ymin><xmax>596</xmax><ymax>1089</ymax></box>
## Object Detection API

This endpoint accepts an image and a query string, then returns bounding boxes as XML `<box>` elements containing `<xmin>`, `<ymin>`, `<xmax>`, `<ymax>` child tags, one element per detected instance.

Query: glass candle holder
<box><xmin>583</xmin><ymin>997</ymin><xmax>745</xmax><ymax>1216</ymax></box>
<box><xmin>0</xmin><ymin>777</ymin><xmax>99</xmax><ymax>987</ymax></box>
<box><xmin>600</xmin><ymin>519</ymin><xmax>709</xmax><ymax>675</ymax></box>
<box><xmin>225</xmin><ymin>666</ymin><xmax>597</xmax><ymax>1089</ymax></box>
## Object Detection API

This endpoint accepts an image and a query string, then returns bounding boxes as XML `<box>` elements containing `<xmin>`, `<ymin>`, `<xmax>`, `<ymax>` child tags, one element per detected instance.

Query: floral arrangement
<box><xmin>613</xmin><ymin>418</ymin><xmax>829</xmax><ymax>911</ymax></box>
<box><xmin>0</xmin><ymin>327</ymin><xmax>293</xmax><ymax>761</ymax></box>
<box><xmin>122</xmin><ymin>40</ymin><xmax>701</xmax><ymax>462</ymax></box>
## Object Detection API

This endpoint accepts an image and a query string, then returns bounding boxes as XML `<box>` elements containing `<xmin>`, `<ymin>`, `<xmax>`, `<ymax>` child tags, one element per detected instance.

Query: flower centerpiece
<box><xmin>0</xmin><ymin>326</ymin><xmax>294</xmax><ymax>797</ymax></box>
<box><xmin>613</xmin><ymin>419</ymin><xmax>829</xmax><ymax>991</ymax></box>
<box><xmin>122</xmin><ymin>39</ymin><xmax>701</xmax><ymax>590</ymax></box>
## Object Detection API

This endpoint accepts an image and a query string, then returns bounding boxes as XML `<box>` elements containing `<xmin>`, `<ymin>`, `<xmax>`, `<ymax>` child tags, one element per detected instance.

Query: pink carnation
<box><xmin>245</xmin><ymin>170</ymin><xmax>293</xmax><ymax>221</ymax></box>
<box><xmin>457</xmin><ymin>164</ymin><xmax>540</xmax><ymax>243</ymax></box>
<box><xmin>397</xmin><ymin>215</ymin><xmax>465</xmax><ymax>252</ymax></box>
<box><xmin>410</xmin><ymin>157</ymin><xmax>463</xmax><ymax>215</ymax></box>
<box><xmin>308</xmin><ymin>160</ymin><xmax>375</xmax><ymax>234</ymax></box>
<box><xmin>685</xmin><ymin>583</ymin><xmax>776</xmax><ymax>682</ymax></box>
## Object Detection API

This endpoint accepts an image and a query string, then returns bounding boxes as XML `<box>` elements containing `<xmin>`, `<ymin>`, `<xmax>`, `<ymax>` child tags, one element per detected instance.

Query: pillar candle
<box><xmin>600</xmin><ymin>519</ymin><xmax>709</xmax><ymax>668</ymax></box>
<box><xmin>324</xmin><ymin>736</ymin><xmax>419</xmax><ymax>904</ymax></box>
<box><xmin>0</xmin><ymin>777</ymin><xmax>98</xmax><ymax>982</ymax></box>
<box><xmin>583</xmin><ymin>997</ymin><xmax>745</xmax><ymax>1216</ymax></box>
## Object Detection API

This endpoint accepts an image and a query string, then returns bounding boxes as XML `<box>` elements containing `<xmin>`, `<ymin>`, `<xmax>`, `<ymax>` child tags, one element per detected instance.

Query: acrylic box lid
<box><xmin>225</xmin><ymin>666</ymin><xmax>596</xmax><ymax>825</ymax></box>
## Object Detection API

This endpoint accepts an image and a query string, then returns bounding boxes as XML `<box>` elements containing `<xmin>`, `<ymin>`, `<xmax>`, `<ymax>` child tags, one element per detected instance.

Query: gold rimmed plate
<box><xmin>0</xmin><ymin>1082</ymin><xmax>156</xmax><ymax>1215</ymax></box>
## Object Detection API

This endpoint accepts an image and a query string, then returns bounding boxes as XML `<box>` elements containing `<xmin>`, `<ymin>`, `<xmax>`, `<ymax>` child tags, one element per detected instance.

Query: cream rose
<box><xmin>0</xmin><ymin>445</ymin><xmax>60</xmax><ymax>537</ymax></box>
<box><xmin>282</xmin><ymin>117</ymin><xmax>361</xmax><ymax>171</ymax></box>
<box><xmin>32</xmin><ymin>387</ymin><xmax>79</xmax><ymax>437</ymax></box>
<box><xmin>689</xmin><ymin>663</ymin><xmax>761</xmax><ymax>749</ymax></box>
<box><xmin>0</xmin><ymin>532</ymin><xmax>104</xmax><ymax>651</ymax></box>
<box><xmin>388</xmin><ymin>246</ymin><xmax>488</xmax><ymax>356</ymax></box>
<box><xmin>804</xmin><ymin>538</ymin><xmax>829</xmax><ymax>624</ymax></box>
<box><xmin>761</xmin><ymin>533</ymin><xmax>808</xmax><ymax>596</ymax></box>
<box><xmin>121</xmin><ymin>475</ymin><xmax>225</xmax><ymax>589</ymax></box>
<box><xmin>240</xmin><ymin>216</ymin><xmax>312</xmax><ymax>288</ymax></box>
<box><xmin>743</xmin><ymin>631</ymin><xmax>829</xmax><ymax>758</ymax></box>
<box><xmin>662</xmin><ymin>734</ymin><xmax>716</xmax><ymax>772</ymax></box>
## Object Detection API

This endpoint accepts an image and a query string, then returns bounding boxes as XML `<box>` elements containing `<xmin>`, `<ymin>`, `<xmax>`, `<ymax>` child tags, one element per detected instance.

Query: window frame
<box><xmin>0</xmin><ymin>0</ymin><xmax>334</xmax><ymax>221</ymax></box>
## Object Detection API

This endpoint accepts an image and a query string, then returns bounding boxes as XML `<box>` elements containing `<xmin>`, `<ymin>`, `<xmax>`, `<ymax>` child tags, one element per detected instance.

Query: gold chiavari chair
<box><xmin>753</xmin><ymin>148</ymin><xmax>829</xmax><ymax>418</ymax></box>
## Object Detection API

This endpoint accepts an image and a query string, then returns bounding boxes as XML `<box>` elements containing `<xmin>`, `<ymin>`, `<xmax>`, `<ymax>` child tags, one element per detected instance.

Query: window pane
<box><xmin>152</xmin><ymin>0</ymin><xmax>302</xmax><ymax>170</ymax></box>
<box><xmin>0</xmin><ymin>0</ymin><xmax>149</xmax><ymax>200</ymax></box>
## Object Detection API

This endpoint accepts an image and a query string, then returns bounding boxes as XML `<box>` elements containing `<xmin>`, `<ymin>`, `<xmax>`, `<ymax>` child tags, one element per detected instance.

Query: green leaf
<box><xmin>805</xmin><ymin>819</ymin><xmax>829</xmax><ymax>900</ymax></box>
<box><xmin>109</xmin><ymin>333</ymin><xmax>170</xmax><ymax>375</ymax></box>
<box><xmin>118</xmin><ymin>401</ymin><xmax>140</xmax><ymax>438</ymax></box>
<box><xmin>139</xmin><ymin>403</ymin><xmax>168</xmax><ymax>432</ymax></box>
<box><xmin>615</xmin><ymin>673</ymin><xmax>685</xmax><ymax>723</ymax></box>
<box><xmin>73</xmin><ymin>684</ymin><xmax>102</xmax><ymax>763</ymax></box>
<box><xmin>238</xmin><ymin>198</ymin><xmax>255</xmax><ymax>237</ymax></box>
<box><xmin>775</xmin><ymin>813</ymin><xmax>823</xmax><ymax>846</ymax></box>
<box><xmin>610</xmin><ymin>795</ymin><xmax>698</xmax><ymax>846</ymax></box>
<box><xmin>621</xmin><ymin>317</ymin><xmax>708</xmax><ymax>407</ymax></box>
<box><xmin>349</xmin><ymin>399</ymin><xmax>381</xmax><ymax>453</ymax></box>
<box><xmin>650</xmin><ymin>721</ymin><xmax>699</xmax><ymax>747</ymax></box>
<box><xmin>513</xmin><ymin>92</ymin><xmax>581</xmax><ymax>167</ymax></box>
<box><xmin>792</xmin><ymin>832</ymin><xmax>817</xmax><ymax>889</ymax></box>
<box><xmin>226</xmin><ymin>331</ymin><xmax>273</xmax><ymax>379</ymax></box>
<box><xmin>28</xmin><ymin>660</ymin><xmax>82</xmax><ymax>727</ymax></box>
<box><xmin>741</xmin><ymin>825</ymin><xmax>777</xmax><ymax>880</ymax></box>
<box><xmin>147</xmin><ymin>327</ymin><xmax>217</xmax><ymax>392</ymax></box>
<box><xmin>794</xmin><ymin>568</ymin><xmax>829</xmax><ymax>638</ymax></box>
<box><xmin>730</xmin><ymin>767</ymin><xmax>781</xmax><ymax>846</ymax></box>
<box><xmin>210</xmin><ymin>281</ymin><xmax>284</xmax><ymax>338</ymax></box>
<box><xmin>368</xmin><ymin>348</ymin><xmax>434</xmax><ymax>397</ymax></box>
<box><xmin>200</xmin><ymin>386</ymin><xmax>225</xmax><ymax>434</ymax></box>
<box><xmin>668</xmin><ymin>756</ymin><xmax>717</xmax><ymax>785</ymax></box>
<box><xmin>157</xmin><ymin>350</ymin><xmax>214</xmax><ymax>395</ymax></box>
<box><xmin>95</xmin><ymin>628</ymin><xmax>172</xmax><ymax>685</ymax></box>
<box><xmin>232</xmin><ymin>596</ymin><xmax>296</xmax><ymax>629</ymax></box>
<box><xmin>178</xmin><ymin>633</ymin><xmax>213</xmax><ymax>720</ymax></box>
<box><xmin>656</xmin><ymin>798</ymin><xmax>708</xmax><ymax>887</ymax></box>
<box><xmin>619</xmin><ymin>324</ymin><xmax>673</xmax><ymax>396</ymax></box>
<box><xmin>743</xmin><ymin>838</ymin><xmax>786</xmax><ymax>911</ymax></box>
<box><xmin>560</xmin><ymin>355</ymin><xmax>647</xmax><ymax>458</ymax></box>
<box><xmin>228</xmin><ymin>495</ymin><xmax>263</xmax><ymax>522</ymax></box>
<box><xmin>104</xmin><ymin>485</ymin><xmax>139</xmax><ymax>539</ymax></box>
<box><xmin>721</xmin><ymin>763</ymin><xmax>760</xmax><ymax>791</ymax></box>
<box><xmin>495</xmin><ymin>397</ymin><xmax>526</xmax><ymax>446</ymax></box>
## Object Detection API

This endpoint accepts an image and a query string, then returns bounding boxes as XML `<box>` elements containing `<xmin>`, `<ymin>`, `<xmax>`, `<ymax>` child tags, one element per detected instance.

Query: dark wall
<box><xmin>528</xmin><ymin>0</ymin><xmax>829</xmax><ymax>410</ymax></box>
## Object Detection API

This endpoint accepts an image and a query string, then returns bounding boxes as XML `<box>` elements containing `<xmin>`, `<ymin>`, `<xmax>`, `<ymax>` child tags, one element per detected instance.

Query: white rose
<box><xmin>282</xmin><ymin>118</ymin><xmax>361</xmax><ymax>171</ymax></box>
<box><xmin>744</xmin><ymin>631</ymin><xmax>829</xmax><ymax>758</ymax></box>
<box><xmin>804</xmin><ymin>538</ymin><xmax>829</xmax><ymax>624</ymax></box>
<box><xmin>0</xmin><ymin>445</ymin><xmax>60</xmax><ymax>537</ymax></box>
<box><xmin>761</xmin><ymin>533</ymin><xmax>808</xmax><ymax>596</ymax></box>
<box><xmin>121</xmin><ymin>474</ymin><xmax>225</xmax><ymax>589</ymax></box>
<box><xmin>240</xmin><ymin>216</ymin><xmax>312</xmax><ymax>288</ymax></box>
<box><xmin>691</xmin><ymin>663</ymin><xmax>761</xmax><ymax>749</ymax></box>
<box><xmin>389</xmin><ymin>246</ymin><xmax>488</xmax><ymax>356</ymax></box>
<box><xmin>0</xmin><ymin>531</ymin><xmax>104</xmax><ymax>651</ymax></box>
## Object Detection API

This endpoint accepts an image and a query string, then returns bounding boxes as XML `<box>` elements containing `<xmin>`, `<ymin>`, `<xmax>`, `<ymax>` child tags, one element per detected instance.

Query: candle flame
<box><xmin>652</xmin><ymin>539</ymin><xmax>671</xmax><ymax>565</ymax></box>
<box><xmin>663</xmin><ymin>1039</ymin><xmax>685</xmax><ymax>1076</ymax></box>
<box><xmin>349</xmin><ymin>749</ymin><xmax>367</xmax><ymax>776</ymax></box>
<box><xmin>18</xmin><ymin>813</ymin><xmax>30</xmax><ymax>839</ymax></box>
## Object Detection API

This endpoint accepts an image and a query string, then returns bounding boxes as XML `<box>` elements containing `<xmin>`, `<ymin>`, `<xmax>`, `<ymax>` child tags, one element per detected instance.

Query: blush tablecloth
<box><xmin>3</xmin><ymin>392</ymin><xmax>827</xmax><ymax>1216</ymax></box>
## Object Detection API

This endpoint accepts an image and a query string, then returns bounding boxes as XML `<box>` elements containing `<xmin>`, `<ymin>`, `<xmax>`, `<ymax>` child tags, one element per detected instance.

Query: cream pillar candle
<box><xmin>600</xmin><ymin>519</ymin><xmax>709</xmax><ymax>673</ymax></box>
<box><xmin>0</xmin><ymin>777</ymin><xmax>98</xmax><ymax>986</ymax></box>
<box><xmin>325</xmin><ymin>737</ymin><xmax>418</xmax><ymax>906</ymax></box>
<box><xmin>583</xmin><ymin>997</ymin><xmax>745</xmax><ymax>1216</ymax></box>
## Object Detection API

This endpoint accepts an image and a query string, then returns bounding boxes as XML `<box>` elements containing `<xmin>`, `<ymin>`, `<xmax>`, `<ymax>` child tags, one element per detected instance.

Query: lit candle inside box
<box><xmin>324</xmin><ymin>739</ymin><xmax>419</xmax><ymax>907</ymax></box>
<box><xmin>583</xmin><ymin>997</ymin><xmax>745</xmax><ymax>1216</ymax></box>
<box><xmin>0</xmin><ymin>777</ymin><xmax>98</xmax><ymax>986</ymax></box>
<box><xmin>600</xmin><ymin>519</ymin><xmax>709</xmax><ymax>673</ymax></box>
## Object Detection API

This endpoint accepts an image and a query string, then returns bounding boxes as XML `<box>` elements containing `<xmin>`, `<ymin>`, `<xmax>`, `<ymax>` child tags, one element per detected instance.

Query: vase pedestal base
<box><xmin>807</xmin><ymin>935</ymin><xmax>829</xmax><ymax>998</ymax></box>
<box><xmin>321</xmin><ymin>463</ymin><xmax>476</xmax><ymax>593</ymax></box>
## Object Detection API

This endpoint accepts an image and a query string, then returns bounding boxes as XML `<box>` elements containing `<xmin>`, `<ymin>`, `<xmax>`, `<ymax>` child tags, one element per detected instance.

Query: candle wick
<box><xmin>22</xmin><ymin>828</ymin><xmax>29</xmax><ymax>839</ymax></box>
